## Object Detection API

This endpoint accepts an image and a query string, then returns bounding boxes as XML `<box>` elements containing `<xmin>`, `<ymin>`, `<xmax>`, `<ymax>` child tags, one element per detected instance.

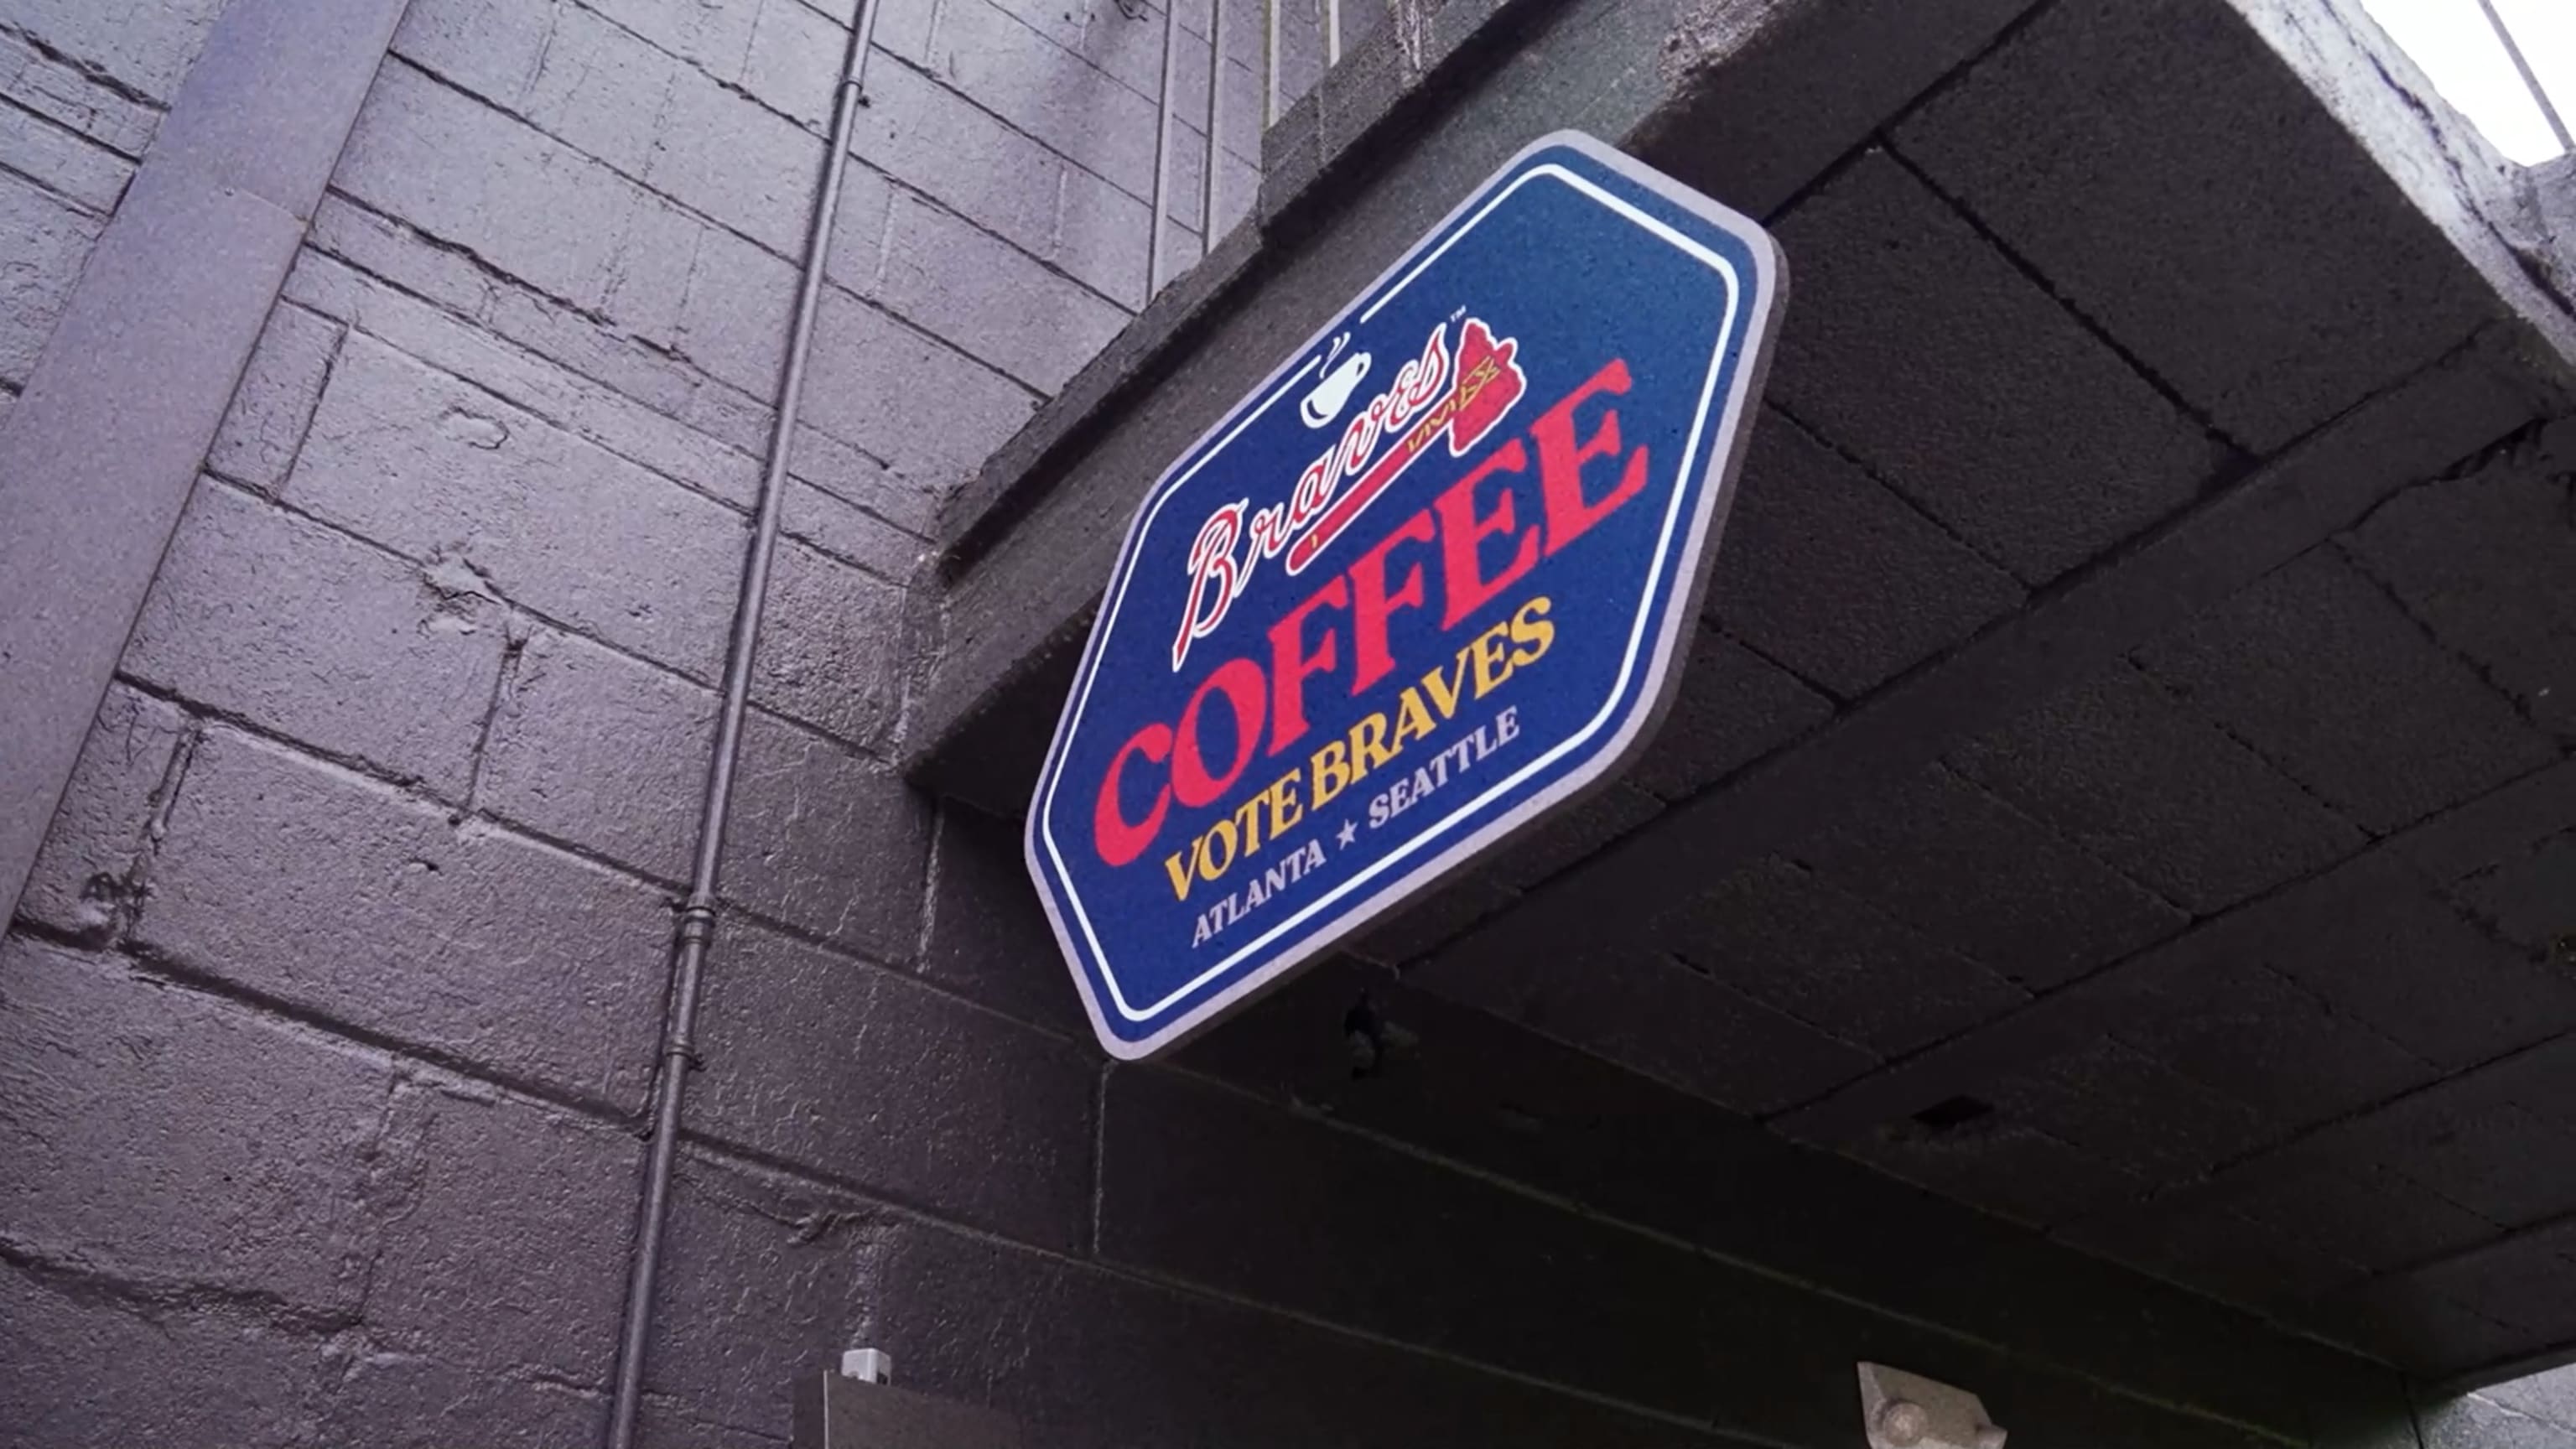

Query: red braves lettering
<box><xmin>1171</xmin><ymin>503</ymin><xmax>1245</xmax><ymax>671</ymax></box>
<box><xmin>1171</xmin><ymin>319</ymin><xmax>1530</xmax><ymax>672</ymax></box>
<box><xmin>1096</xmin><ymin>354</ymin><xmax>1647</xmax><ymax>870</ymax></box>
<box><xmin>1285</xmin><ymin>318</ymin><xmax>1525</xmax><ymax>577</ymax></box>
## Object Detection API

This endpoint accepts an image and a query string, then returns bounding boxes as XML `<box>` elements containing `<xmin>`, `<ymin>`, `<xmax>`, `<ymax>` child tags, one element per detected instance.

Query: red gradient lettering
<box><xmin>1533</xmin><ymin>358</ymin><xmax>1647</xmax><ymax>555</ymax></box>
<box><xmin>1171</xmin><ymin>657</ymin><xmax>1268</xmax><ymax>808</ymax></box>
<box><xmin>1267</xmin><ymin>577</ymin><xmax>1348</xmax><ymax>756</ymax></box>
<box><xmin>1433</xmin><ymin>438</ymin><xmax>1540</xmax><ymax>628</ymax></box>
<box><xmin>1093</xmin><ymin>724</ymin><xmax>1173</xmax><ymax>867</ymax></box>
<box><xmin>1348</xmin><ymin>511</ymin><xmax>1435</xmax><ymax>694</ymax></box>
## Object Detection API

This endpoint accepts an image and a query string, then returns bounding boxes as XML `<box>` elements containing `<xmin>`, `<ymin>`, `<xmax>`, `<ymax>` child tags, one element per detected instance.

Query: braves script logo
<box><xmin>1170</xmin><ymin>317</ymin><xmax>1528</xmax><ymax>672</ymax></box>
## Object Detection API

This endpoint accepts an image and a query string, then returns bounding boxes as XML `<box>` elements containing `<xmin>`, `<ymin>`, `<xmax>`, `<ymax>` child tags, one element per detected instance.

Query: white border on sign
<box><xmin>1049</xmin><ymin>166</ymin><xmax>1735</xmax><ymax>1013</ymax></box>
<box><xmin>1025</xmin><ymin>131</ymin><xmax>1788</xmax><ymax>1059</ymax></box>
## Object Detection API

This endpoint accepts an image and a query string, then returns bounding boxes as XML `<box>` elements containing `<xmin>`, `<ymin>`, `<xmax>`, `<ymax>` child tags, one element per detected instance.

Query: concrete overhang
<box><xmin>901</xmin><ymin>0</ymin><xmax>2576</xmax><ymax>1384</ymax></box>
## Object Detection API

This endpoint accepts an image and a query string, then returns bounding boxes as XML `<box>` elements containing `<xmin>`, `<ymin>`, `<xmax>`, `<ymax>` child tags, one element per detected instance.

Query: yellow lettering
<box><xmin>1197</xmin><ymin>818</ymin><xmax>1239</xmax><ymax>880</ymax></box>
<box><xmin>1390</xmin><ymin>686</ymin><xmax>1436</xmax><ymax>750</ymax></box>
<box><xmin>1509</xmin><ymin>595</ymin><xmax>1554</xmax><ymax>667</ymax></box>
<box><xmin>1311</xmin><ymin>740</ymin><xmax>1353</xmax><ymax>809</ymax></box>
<box><xmin>1163</xmin><ymin>844</ymin><xmax>1197</xmax><ymax>901</ymax></box>
<box><xmin>1469</xmin><ymin>621</ymin><xmax>1514</xmax><ymax>698</ymax></box>
<box><xmin>1266</xmin><ymin>768</ymin><xmax>1304</xmax><ymax>837</ymax></box>
<box><xmin>1231</xmin><ymin>793</ymin><xmax>1267</xmax><ymax>860</ymax></box>
<box><xmin>1419</xmin><ymin>648</ymin><xmax>1472</xmax><ymax>719</ymax></box>
<box><xmin>1349</xmin><ymin>710</ymin><xmax>1398</xmax><ymax>775</ymax></box>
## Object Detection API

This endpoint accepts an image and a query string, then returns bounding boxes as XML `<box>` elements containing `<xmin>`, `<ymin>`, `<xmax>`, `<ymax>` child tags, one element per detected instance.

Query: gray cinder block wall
<box><xmin>0</xmin><ymin>0</ymin><xmax>227</xmax><ymax>413</ymax></box>
<box><xmin>0</xmin><ymin>0</ymin><xmax>1262</xmax><ymax>1441</ymax></box>
<box><xmin>0</xmin><ymin>0</ymin><xmax>2532</xmax><ymax>1446</ymax></box>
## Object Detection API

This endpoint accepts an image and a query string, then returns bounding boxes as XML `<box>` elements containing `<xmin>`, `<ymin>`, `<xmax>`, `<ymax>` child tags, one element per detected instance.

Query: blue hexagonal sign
<box><xmin>1026</xmin><ymin>132</ymin><xmax>1788</xmax><ymax>1058</ymax></box>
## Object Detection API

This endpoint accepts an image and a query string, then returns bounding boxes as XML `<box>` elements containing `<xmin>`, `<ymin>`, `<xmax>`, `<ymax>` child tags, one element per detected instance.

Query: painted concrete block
<box><xmin>1708</xmin><ymin>413</ymin><xmax>2024</xmax><ymax>696</ymax></box>
<box><xmin>1950</xmin><ymin>662</ymin><xmax>2365</xmax><ymax>912</ymax></box>
<box><xmin>2138</xmin><ymin>548</ymin><xmax>2554</xmax><ymax>834</ymax></box>
<box><xmin>138</xmin><ymin>728</ymin><xmax>669</xmax><ymax>1106</ymax></box>
<box><xmin>0</xmin><ymin>934</ymin><xmax>388</xmax><ymax>1314</ymax></box>
<box><xmin>123</xmin><ymin>480</ymin><xmax>505</xmax><ymax>802</ymax></box>
<box><xmin>1768</xmin><ymin>152</ymin><xmax>2220</xmax><ymax>584</ymax></box>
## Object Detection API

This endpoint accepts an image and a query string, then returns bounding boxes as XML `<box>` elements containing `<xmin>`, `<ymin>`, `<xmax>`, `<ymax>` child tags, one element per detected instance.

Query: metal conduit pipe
<box><xmin>600</xmin><ymin>6</ymin><xmax>879</xmax><ymax>1446</ymax></box>
<box><xmin>2474</xmin><ymin>0</ymin><xmax>2572</xmax><ymax>154</ymax></box>
<box><xmin>1150</xmin><ymin>0</ymin><xmax>1185</xmax><ymax>295</ymax></box>
<box><xmin>1264</xmin><ymin>0</ymin><xmax>1280</xmax><ymax>127</ymax></box>
<box><xmin>1203</xmin><ymin>0</ymin><xmax>1226</xmax><ymax>247</ymax></box>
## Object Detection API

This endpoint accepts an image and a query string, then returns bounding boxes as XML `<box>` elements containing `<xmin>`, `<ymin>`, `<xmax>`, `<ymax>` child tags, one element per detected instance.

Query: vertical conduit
<box><xmin>600</xmin><ymin>5</ymin><xmax>878</xmax><ymax>1447</ymax></box>
<box><xmin>1264</xmin><ymin>0</ymin><xmax>1280</xmax><ymax>126</ymax></box>
<box><xmin>1202</xmin><ymin>0</ymin><xmax>1226</xmax><ymax>247</ymax></box>
<box><xmin>1326</xmin><ymin>0</ymin><xmax>1341</xmax><ymax>66</ymax></box>
<box><xmin>2473</xmin><ymin>0</ymin><xmax>2572</xmax><ymax>154</ymax></box>
<box><xmin>1150</xmin><ymin>0</ymin><xmax>1185</xmax><ymax>294</ymax></box>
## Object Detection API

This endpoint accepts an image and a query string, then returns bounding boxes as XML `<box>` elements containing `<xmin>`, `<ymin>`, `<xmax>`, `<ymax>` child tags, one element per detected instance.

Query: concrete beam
<box><xmin>902</xmin><ymin>0</ymin><xmax>2576</xmax><ymax>821</ymax></box>
<box><xmin>1776</xmin><ymin>755</ymin><xmax>2576</xmax><ymax>1147</ymax></box>
<box><xmin>895</xmin><ymin>0</ymin><xmax>2576</xmax><ymax>1375</ymax></box>
<box><xmin>0</xmin><ymin>0</ymin><xmax>412</xmax><ymax>924</ymax></box>
<box><xmin>903</xmin><ymin>0</ymin><xmax>2041</xmax><ymax>813</ymax></box>
<box><xmin>2232</xmin><ymin>0</ymin><xmax>2576</xmax><ymax>371</ymax></box>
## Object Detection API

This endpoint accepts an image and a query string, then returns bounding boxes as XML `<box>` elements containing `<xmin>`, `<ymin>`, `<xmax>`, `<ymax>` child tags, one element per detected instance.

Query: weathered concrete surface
<box><xmin>7</xmin><ymin>0</ymin><xmax>1285</xmax><ymax>1440</ymax></box>
<box><xmin>910</xmin><ymin>0</ymin><xmax>2052</xmax><ymax>813</ymax></box>
<box><xmin>10</xmin><ymin>1</ymin><xmax>2397</xmax><ymax>1444</ymax></box>
<box><xmin>904</xmin><ymin>0</ymin><xmax>2576</xmax><ymax>1393</ymax></box>
<box><xmin>6</xmin><ymin>0</ymin><xmax>2573</xmax><ymax>1444</ymax></box>
<box><xmin>0</xmin><ymin>0</ymin><xmax>412</xmax><ymax>928</ymax></box>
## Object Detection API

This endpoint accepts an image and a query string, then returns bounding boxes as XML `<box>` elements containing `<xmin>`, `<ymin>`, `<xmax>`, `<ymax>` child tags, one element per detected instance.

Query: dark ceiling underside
<box><xmin>1389</xmin><ymin>0</ymin><xmax>2576</xmax><ymax>1382</ymax></box>
<box><xmin>919</xmin><ymin>0</ymin><xmax>2576</xmax><ymax>1384</ymax></box>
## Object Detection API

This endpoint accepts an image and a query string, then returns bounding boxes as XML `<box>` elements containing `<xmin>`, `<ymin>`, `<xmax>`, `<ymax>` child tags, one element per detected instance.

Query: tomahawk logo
<box><xmin>1170</xmin><ymin>316</ymin><xmax>1527</xmax><ymax>672</ymax></box>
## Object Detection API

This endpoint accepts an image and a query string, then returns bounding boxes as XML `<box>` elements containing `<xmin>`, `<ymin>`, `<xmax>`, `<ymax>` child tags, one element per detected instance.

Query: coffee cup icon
<box><xmin>1301</xmin><ymin>345</ymin><xmax>1371</xmax><ymax>428</ymax></box>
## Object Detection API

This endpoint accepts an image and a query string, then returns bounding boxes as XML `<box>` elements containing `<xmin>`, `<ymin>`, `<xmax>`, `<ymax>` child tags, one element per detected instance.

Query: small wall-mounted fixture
<box><xmin>796</xmin><ymin>1350</ymin><xmax>1022</xmax><ymax>1449</ymax></box>
<box><xmin>1857</xmin><ymin>1363</ymin><xmax>2007</xmax><ymax>1449</ymax></box>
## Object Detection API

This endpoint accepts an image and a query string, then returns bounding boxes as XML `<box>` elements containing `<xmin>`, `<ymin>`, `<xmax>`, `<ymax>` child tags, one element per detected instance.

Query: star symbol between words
<box><xmin>1336</xmin><ymin>818</ymin><xmax>1358</xmax><ymax>849</ymax></box>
